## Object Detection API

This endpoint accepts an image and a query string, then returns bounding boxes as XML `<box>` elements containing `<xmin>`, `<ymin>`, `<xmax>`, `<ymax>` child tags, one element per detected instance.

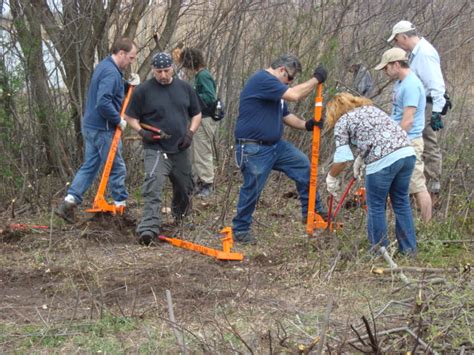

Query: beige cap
<box><xmin>387</xmin><ymin>20</ymin><xmax>416</xmax><ymax>42</ymax></box>
<box><xmin>374</xmin><ymin>48</ymin><xmax>408</xmax><ymax>70</ymax></box>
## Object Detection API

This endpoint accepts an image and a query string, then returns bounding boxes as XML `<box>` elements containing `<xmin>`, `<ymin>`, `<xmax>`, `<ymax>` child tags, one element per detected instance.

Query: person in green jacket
<box><xmin>180</xmin><ymin>47</ymin><xmax>218</xmax><ymax>198</ymax></box>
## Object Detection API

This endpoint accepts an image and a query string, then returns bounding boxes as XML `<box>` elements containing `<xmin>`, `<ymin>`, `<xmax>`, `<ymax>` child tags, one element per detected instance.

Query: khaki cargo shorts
<box><xmin>409</xmin><ymin>137</ymin><xmax>428</xmax><ymax>194</ymax></box>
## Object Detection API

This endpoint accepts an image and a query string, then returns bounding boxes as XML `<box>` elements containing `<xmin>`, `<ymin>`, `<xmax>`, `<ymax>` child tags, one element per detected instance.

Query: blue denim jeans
<box><xmin>67</xmin><ymin>127</ymin><xmax>127</xmax><ymax>204</ymax></box>
<box><xmin>365</xmin><ymin>155</ymin><xmax>416</xmax><ymax>254</ymax></box>
<box><xmin>232</xmin><ymin>140</ymin><xmax>323</xmax><ymax>235</ymax></box>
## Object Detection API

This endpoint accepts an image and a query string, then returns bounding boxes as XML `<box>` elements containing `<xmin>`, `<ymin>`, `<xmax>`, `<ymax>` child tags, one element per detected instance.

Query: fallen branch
<box><xmin>372</xmin><ymin>266</ymin><xmax>458</xmax><ymax>274</ymax></box>
<box><xmin>347</xmin><ymin>326</ymin><xmax>438</xmax><ymax>355</ymax></box>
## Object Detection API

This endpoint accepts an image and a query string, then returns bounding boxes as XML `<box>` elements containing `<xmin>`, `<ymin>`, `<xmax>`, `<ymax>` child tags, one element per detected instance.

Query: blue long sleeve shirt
<box><xmin>408</xmin><ymin>38</ymin><xmax>446</xmax><ymax>113</ymax></box>
<box><xmin>83</xmin><ymin>56</ymin><xmax>124</xmax><ymax>131</ymax></box>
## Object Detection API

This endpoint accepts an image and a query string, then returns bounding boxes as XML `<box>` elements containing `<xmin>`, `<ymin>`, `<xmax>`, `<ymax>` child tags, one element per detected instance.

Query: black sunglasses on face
<box><xmin>284</xmin><ymin>68</ymin><xmax>295</xmax><ymax>82</ymax></box>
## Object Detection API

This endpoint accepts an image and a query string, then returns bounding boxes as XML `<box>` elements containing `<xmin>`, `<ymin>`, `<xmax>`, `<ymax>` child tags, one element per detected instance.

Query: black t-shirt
<box><xmin>126</xmin><ymin>77</ymin><xmax>201</xmax><ymax>153</ymax></box>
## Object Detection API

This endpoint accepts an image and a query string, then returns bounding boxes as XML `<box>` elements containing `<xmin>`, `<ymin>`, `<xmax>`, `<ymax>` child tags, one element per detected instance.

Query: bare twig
<box><xmin>166</xmin><ymin>289</ymin><xmax>186</xmax><ymax>354</ymax></box>
<box><xmin>405</xmin><ymin>327</ymin><xmax>438</xmax><ymax>355</ymax></box>
<box><xmin>316</xmin><ymin>297</ymin><xmax>334</xmax><ymax>355</ymax></box>
<box><xmin>362</xmin><ymin>316</ymin><xmax>379</xmax><ymax>353</ymax></box>
<box><xmin>324</xmin><ymin>251</ymin><xmax>341</xmax><ymax>282</ymax></box>
<box><xmin>347</xmin><ymin>325</ymin><xmax>439</xmax><ymax>355</ymax></box>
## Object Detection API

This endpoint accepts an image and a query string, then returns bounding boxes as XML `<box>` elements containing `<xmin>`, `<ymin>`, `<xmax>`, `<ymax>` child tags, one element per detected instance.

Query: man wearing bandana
<box><xmin>125</xmin><ymin>52</ymin><xmax>202</xmax><ymax>245</ymax></box>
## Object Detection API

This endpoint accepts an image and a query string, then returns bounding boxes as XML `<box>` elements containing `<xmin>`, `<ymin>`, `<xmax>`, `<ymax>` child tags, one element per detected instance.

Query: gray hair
<box><xmin>270</xmin><ymin>54</ymin><xmax>302</xmax><ymax>73</ymax></box>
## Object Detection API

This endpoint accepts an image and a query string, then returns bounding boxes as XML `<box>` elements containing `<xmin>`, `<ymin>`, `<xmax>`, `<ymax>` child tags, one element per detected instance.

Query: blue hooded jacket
<box><xmin>83</xmin><ymin>56</ymin><xmax>124</xmax><ymax>131</ymax></box>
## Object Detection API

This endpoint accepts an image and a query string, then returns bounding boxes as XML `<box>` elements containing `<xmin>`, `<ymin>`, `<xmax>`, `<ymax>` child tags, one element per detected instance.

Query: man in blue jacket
<box><xmin>56</xmin><ymin>37</ymin><xmax>137</xmax><ymax>223</ymax></box>
<box><xmin>233</xmin><ymin>54</ymin><xmax>327</xmax><ymax>244</ymax></box>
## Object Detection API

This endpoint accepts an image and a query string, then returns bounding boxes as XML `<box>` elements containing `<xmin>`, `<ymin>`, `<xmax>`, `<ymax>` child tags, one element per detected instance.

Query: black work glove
<box><xmin>430</xmin><ymin>112</ymin><xmax>444</xmax><ymax>131</ymax></box>
<box><xmin>305</xmin><ymin>119</ymin><xmax>324</xmax><ymax>131</ymax></box>
<box><xmin>139</xmin><ymin>129</ymin><xmax>161</xmax><ymax>143</ymax></box>
<box><xmin>178</xmin><ymin>129</ymin><xmax>194</xmax><ymax>150</ymax></box>
<box><xmin>313</xmin><ymin>65</ymin><xmax>328</xmax><ymax>83</ymax></box>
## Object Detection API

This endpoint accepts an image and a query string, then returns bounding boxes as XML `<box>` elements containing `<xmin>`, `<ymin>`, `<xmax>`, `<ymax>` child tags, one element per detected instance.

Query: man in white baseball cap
<box><xmin>387</xmin><ymin>20</ymin><xmax>450</xmax><ymax>199</ymax></box>
<box><xmin>387</xmin><ymin>20</ymin><xmax>416</xmax><ymax>42</ymax></box>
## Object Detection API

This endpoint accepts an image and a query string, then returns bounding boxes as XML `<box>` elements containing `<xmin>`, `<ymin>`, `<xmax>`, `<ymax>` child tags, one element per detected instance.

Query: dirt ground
<box><xmin>1</xmin><ymin>189</ymin><xmax>472</xmax><ymax>353</ymax></box>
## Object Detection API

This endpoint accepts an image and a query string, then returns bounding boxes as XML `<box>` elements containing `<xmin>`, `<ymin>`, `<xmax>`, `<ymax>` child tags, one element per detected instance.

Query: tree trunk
<box><xmin>10</xmin><ymin>0</ymin><xmax>63</xmax><ymax>174</ymax></box>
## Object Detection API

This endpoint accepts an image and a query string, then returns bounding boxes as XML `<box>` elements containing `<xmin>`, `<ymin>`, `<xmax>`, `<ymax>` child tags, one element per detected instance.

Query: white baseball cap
<box><xmin>387</xmin><ymin>20</ymin><xmax>416</xmax><ymax>42</ymax></box>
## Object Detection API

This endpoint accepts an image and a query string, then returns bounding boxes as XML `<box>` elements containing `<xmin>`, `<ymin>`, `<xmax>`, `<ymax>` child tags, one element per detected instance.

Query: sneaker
<box><xmin>55</xmin><ymin>200</ymin><xmax>77</xmax><ymax>224</ymax></box>
<box><xmin>233</xmin><ymin>231</ymin><xmax>257</xmax><ymax>245</ymax></box>
<box><xmin>196</xmin><ymin>183</ymin><xmax>213</xmax><ymax>198</ymax></box>
<box><xmin>138</xmin><ymin>231</ymin><xmax>156</xmax><ymax>246</ymax></box>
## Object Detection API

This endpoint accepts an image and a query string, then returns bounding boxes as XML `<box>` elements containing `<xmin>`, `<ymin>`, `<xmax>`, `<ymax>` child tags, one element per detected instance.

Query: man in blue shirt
<box><xmin>387</xmin><ymin>20</ymin><xmax>448</xmax><ymax>197</ymax></box>
<box><xmin>55</xmin><ymin>37</ymin><xmax>137</xmax><ymax>223</ymax></box>
<box><xmin>233</xmin><ymin>54</ymin><xmax>327</xmax><ymax>244</ymax></box>
<box><xmin>375</xmin><ymin>47</ymin><xmax>432</xmax><ymax>222</ymax></box>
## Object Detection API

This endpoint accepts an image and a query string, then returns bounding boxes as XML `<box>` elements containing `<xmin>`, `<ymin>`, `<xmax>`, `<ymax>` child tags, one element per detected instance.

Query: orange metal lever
<box><xmin>306</xmin><ymin>83</ymin><xmax>324</xmax><ymax>235</ymax></box>
<box><xmin>158</xmin><ymin>227</ymin><xmax>244</xmax><ymax>261</ymax></box>
<box><xmin>85</xmin><ymin>86</ymin><xmax>134</xmax><ymax>215</ymax></box>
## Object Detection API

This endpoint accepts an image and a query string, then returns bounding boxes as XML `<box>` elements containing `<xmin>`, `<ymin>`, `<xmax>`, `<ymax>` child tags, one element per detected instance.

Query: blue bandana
<box><xmin>152</xmin><ymin>52</ymin><xmax>173</xmax><ymax>68</ymax></box>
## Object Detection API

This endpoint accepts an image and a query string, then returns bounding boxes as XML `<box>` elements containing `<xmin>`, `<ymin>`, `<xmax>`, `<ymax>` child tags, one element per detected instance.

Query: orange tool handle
<box><xmin>139</xmin><ymin>123</ymin><xmax>171</xmax><ymax>139</ymax></box>
<box><xmin>306</xmin><ymin>83</ymin><xmax>323</xmax><ymax>235</ymax></box>
<box><xmin>140</xmin><ymin>123</ymin><xmax>161</xmax><ymax>133</ymax></box>
<box><xmin>92</xmin><ymin>86</ymin><xmax>134</xmax><ymax>204</ymax></box>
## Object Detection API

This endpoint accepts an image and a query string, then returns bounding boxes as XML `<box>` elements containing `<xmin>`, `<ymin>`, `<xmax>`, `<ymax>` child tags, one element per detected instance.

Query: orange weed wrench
<box><xmin>85</xmin><ymin>86</ymin><xmax>134</xmax><ymax>215</ymax></box>
<box><xmin>158</xmin><ymin>227</ymin><xmax>244</xmax><ymax>261</ymax></box>
<box><xmin>139</xmin><ymin>123</ymin><xmax>172</xmax><ymax>139</ymax></box>
<box><xmin>306</xmin><ymin>83</ymin><xmax>328</xmax><ymax>235</ymax></box>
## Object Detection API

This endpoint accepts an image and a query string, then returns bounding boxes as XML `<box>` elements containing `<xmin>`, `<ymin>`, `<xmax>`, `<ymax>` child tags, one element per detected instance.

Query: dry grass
<box><xmin>1</xmin><ymin>174</ymin><xmax>472</xmax><ymax>353</ymax></box>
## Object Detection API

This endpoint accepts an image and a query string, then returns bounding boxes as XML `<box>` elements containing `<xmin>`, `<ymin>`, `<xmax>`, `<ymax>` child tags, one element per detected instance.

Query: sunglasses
<box><xmin>284</xmin><ymin>68</ymin><xmax>295</xmax><ymax>82</ymax></box>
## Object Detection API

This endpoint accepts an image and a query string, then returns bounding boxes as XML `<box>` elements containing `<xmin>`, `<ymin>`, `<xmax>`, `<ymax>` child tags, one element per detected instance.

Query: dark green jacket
<box><xmin>193</xmin><ymin>69</ymin><xmax>217</xmax><ymax>115</ymax></box>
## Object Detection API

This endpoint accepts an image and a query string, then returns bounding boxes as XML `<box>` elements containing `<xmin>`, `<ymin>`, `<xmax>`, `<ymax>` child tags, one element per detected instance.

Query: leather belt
<box><xmin>236</xmin><ymin>138</ymin><xmax>276</xmax><ymax>146</ymax></box>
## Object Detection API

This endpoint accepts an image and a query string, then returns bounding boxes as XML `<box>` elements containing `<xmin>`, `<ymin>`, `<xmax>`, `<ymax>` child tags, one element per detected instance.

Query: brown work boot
<box><xmin>55</xmin><ymin>200</ymin><xmax>77</xmax><ymax>224</ymax></box>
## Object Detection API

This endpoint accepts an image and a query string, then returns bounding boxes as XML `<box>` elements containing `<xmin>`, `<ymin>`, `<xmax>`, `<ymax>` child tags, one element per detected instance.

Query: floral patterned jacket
<box><xmin>334</xmin><ymin>105</ymin><xmax>411</xmax><ymax>164</ymax></box>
